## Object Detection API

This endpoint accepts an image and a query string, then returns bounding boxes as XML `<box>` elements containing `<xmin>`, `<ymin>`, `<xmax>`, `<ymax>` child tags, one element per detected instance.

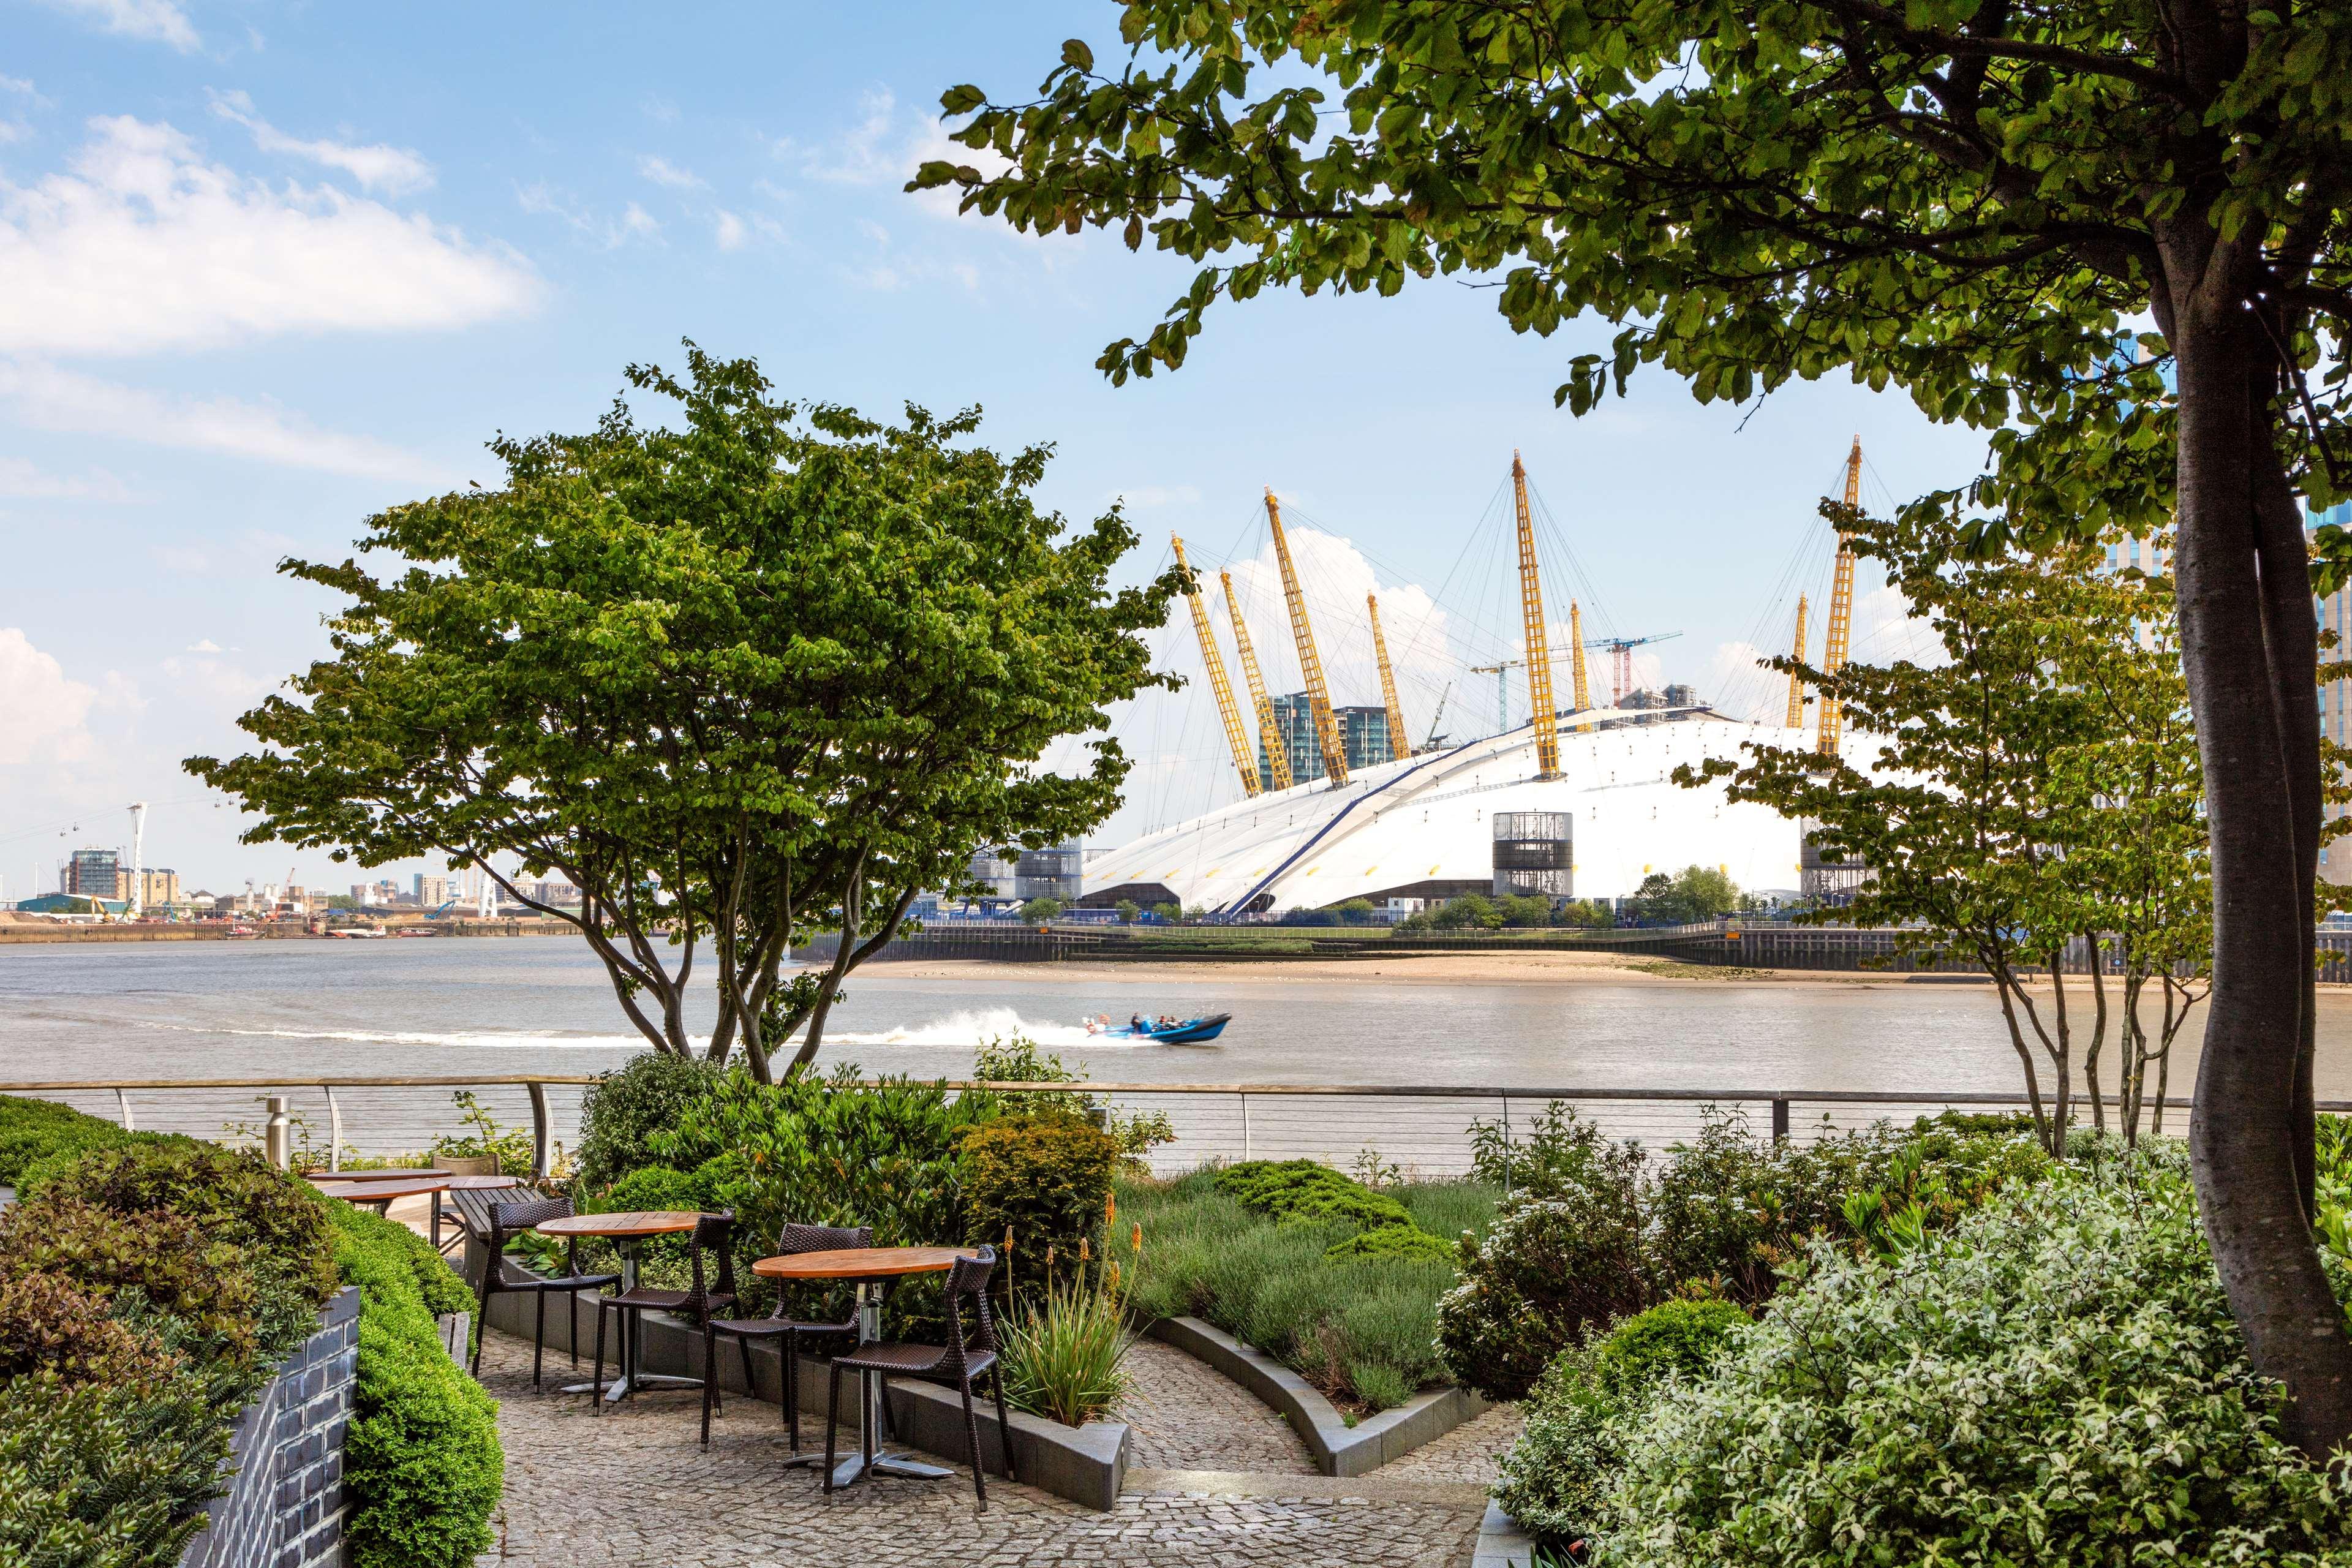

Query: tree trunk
<box><xmin>2169</xmin><ymin>298</ymin><xmax>2352</xmax><ymax>1457</ymax></box>
<box><xmin>2083</xmin><ymin>932</ymin><xmax>2109</xmax><ymax>1135</ymax></box>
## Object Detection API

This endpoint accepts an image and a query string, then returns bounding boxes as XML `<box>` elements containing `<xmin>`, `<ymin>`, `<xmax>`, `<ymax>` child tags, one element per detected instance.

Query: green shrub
<box><xmin>325</xmin><ymin>1201</ymin><xmax>500</xmax><ymax>1568</ymax></box>
<box><xmin>573</xmin><ymin>1051</ymin><xmax>717</xmax><ymax>1194</ymax></box>
<box><xmin>1393</xmin><ymin>1180</ymin><xmax>1507</xmax><ymax>1246</ymax></box>
<box><xmin>1469</xmin><ymin>1101</ymin><xmax>1643</xmax><ymax>1200</ymax></box>
<box><xmin>0</xmin><ymin>1194</ymin><xmax>265</xmax><ymax>1367</ymax></box>
<box><xmin>968</xmin><ymin>1035</ymin><xmax>1175</xmax><ymax>1159</ymax></box>
<box><xmin>0</xmin><ymin>1095</ymin><xmax>132</xmax><ymax>1187</ymax></box>
<box><xmin>0</xmin><ymin>1271</ymin><xmax>183</xmax><ymax>1387</ymax></box>
<box><xmin>962</xmin><ymin>1113</ymin><xmax>1120</xmax><ymax>1292</ymax></box>
<box><xmin>648</xmin><ymin>1063</ymin><xmax>984</xmax><ymax>1330</ymax></box>
<box><xmin>1493</xmin><ymin>1298</ymin><xmax>1750</xmax><ymax>1544</ymax></box>
<box><xmin>1216</xmin><ymin>1159</ymin><xmax>1420</xmax><ymax>1231</ymax></box>
<box><xmin>54</xmin><ymin>1142</ymin><xmax>341</xmax><ymax>1306</ymax></box>
<box><xmin>0</xmin><ymin>1374</ymin><xmax>227</xmax><ymax>1568</ymax></box>
<box><xmin>1325</xmin><ymin>1224</ymin><xmax>1458</xmax><ymax>1264</ymax></box>
<box><xmin>1595</xmin><ymin>1156</ymin><xmax>2352</xmax><ymax>1568</ymax></box>
<box><xmin>1436</xmin><ymin>1182</ymin><xmax>1651</xmax><ymax>1401</ymax></box>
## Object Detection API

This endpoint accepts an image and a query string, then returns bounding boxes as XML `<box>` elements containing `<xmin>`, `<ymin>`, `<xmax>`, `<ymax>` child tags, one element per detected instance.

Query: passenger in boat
<box><xmin>1130</xmin><ymin>1012</ymin><xmax>1145</xmax><ymax>1033</ymax></box>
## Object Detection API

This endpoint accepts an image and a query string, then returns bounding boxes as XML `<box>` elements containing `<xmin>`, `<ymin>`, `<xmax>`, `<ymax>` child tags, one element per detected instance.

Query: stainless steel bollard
<box><xmin>264</xmin><ymin>1095</ymin><xmax>292</xmax><ymax>1170</ymax></box>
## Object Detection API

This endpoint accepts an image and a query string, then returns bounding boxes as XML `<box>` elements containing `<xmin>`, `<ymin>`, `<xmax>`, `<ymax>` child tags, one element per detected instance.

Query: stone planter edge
<box><xmin>472</xmin><ymin>1261</ymin><xmax>1129</xmax><ymax>1510</ymax></box>
<box><xmin>179</xmin><ymin>1285</ymin><xmax>362</xmax><ymax>1568</ymax></box>
<box><xmin>1144</xmin><ymin>1314</ymin><xmax>1488</xmax><ymax>1479</ymax></box>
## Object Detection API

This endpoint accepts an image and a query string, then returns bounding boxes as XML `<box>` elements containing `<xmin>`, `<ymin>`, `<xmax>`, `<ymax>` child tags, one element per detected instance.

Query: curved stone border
<box><xmin>1473</xmin><ymin>1499</ymin><xmax>1539</xmax><ymax>1567</ymax></box>
<box><xmin>472</xmin><ymin>1261</ymin><xmax>1129</xmax><ymax>1509</ymax></box>
<box><xmin>1146</xmin><ymin>1315</ymin><xmax>1488</xmax><ymax>1479</ymax></box>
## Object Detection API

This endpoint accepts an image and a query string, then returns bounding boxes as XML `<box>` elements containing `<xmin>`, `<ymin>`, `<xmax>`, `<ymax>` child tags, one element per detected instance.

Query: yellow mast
<box><xmin>1784</xmin><ymin>593</ymin><xmax>1809</xmax><ymax>729</ymax></box>
<box><xmin>1366</xmin><ymin>593</ymin><xmax>1412</xmax><ymax>762</ymax></box>
<box><xmin>1569</xmin><ymin>600</ymin><xmax>1593</xmax><ymax>733</ymax></box>
<box><xmin>1511</xmin><ymin>453</ymin><xmax>1561</xmax><ymax>777</ymax></box>
<box><xmin>1223</xmin><ymin>570</ymin><xmax>1294</xmax><ymax>791</ymax></box>
<box><xmin>1174</xmin><ymin>536</ymin><xmax>1261</xmax><ymax>797</ymax></box>
<box><xmin>1818</xmin><ymin>436</ymin><xmax>1861</xmax><ymax>758</ymax></box>
<box><xmin>1265</xmin><ymin>488</ymin><xmax>1351</xmax><ymax>786</ymax></box>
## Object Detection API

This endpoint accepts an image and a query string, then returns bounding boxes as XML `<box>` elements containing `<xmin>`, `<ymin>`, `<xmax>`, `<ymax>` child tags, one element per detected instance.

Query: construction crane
<box><xmin>1174</xmin><ymin>537</ymin><xmax>1261</xmax><ymax>797</ymax></box>
<box><xmin>1818</xmin><ymin>435</ymin><xmax>1863</xmax><ymax>758</ymax></box>
<box><xmin>1510</xmin><ymin>453</ymin><xmax>1561</xmax><ymax>778</ymax></box>
<box><xmin>1222</xmin><ymin>570</ymin><xmax>1293</xmax><ymax>791</ymax></box>
<box><xmin>1469</xmin><ymin>660</ymin><xmax>1522</xmax><ymax>736</ymax></box>
<box><xmin>1265</xmin><ymin>488</ymin><xmax>1349</xmax><ymax>786</ymax></box>
<box><xmin>1567</xmin><ymin>601</ymin><xmax>1594</xmax><ymax>731</ymax></box>
<box><xmin>1784</xmin><ymin>594</ymin><xmax>1810</xmax><ymax>728</ymax></box>
<box><xmin>1578</xmin><ymin>632</ymin><xmax>1683</xmax><ymax>706</ymax></box>
<box><xmin>1423</xmin><ymin>680</ymin><xmax>1453</xmax><ymax>751</ymax></box>
<box><xmin>1366</xmin><ymin>593</ymin><xmax>1412</xmax><ymax>762</ymax></box>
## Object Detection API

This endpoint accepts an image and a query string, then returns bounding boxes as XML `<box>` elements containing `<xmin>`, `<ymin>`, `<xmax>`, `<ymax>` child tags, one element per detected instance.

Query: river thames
<box><xmin>7</xmin><ymin>937</ymin><xmax>2347</xmax><ymax>1169</ymax></box>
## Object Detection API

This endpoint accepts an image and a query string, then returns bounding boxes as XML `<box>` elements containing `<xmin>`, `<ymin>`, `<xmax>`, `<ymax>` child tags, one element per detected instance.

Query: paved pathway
<box><xmin>473</xmin><ymin>1330</ymin><xmax>1491</xmax><ymax>1567</ymax></box>
<box><xmin>1115</xmin><ymin>1338</ymin><xmax>1317</xmax><ymax>1473</ymax></box>
<box><xmin>1378</xmin><ymin>1404</ymin><xmax>1526</xmax><ymax>1488</ymax></box>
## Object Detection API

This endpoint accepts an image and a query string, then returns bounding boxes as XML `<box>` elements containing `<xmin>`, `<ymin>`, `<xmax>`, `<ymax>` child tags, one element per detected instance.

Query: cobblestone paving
<box><xmin>1375</xmin><ymin>1404</ymin><xmax>1526</xmax><ymax>1487</ymax></box>
<box><xmin>474</xmin><ymin>1330</ymin><xmax>1480</xmax><ymax>1568</ymax></box>
<box><xmin>1115</xmin><ymin>1338</ymin><xmax>1317</xmax><ymax>1474</ymax></box>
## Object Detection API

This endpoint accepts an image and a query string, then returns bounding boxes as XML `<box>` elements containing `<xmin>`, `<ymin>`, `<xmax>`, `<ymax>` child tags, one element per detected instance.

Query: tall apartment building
<box><xmin>134</xmin><ymin>869</ymin><xmax>179</xmax><ymax>908</ymax></box>
<box><xmin>64</xmin><ymin>847</ymin><xmax>121</xmax><ymax>899</ymax></box>
<box><xmin>413</xmin><ymin>873</ymin><xmax>450</xmax><ymax>907</ymax></box>
<box><xmin>2317</xmin><ymin>499</ymin><xmax>2352</xmax><ymax>886</ymax></box>
<box><xmin>1258</xmin><ymin>693</ymin><xmax>1396</xmax><ymax>790</ymax></box>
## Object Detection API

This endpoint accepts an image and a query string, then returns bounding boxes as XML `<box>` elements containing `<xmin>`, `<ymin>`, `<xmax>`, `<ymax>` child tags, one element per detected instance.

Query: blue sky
<box><xmin>0</xmin><ymin>0</ymin><xmax>1986</xmax><ymax>895</ymax></box>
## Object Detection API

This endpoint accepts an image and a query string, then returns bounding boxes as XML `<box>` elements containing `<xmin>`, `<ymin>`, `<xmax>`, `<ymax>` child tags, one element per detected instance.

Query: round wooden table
<box><xmin>536</xmin><ymin>1211</ymin><xmax>706</xmax><ymax>1403</ymax></box>
<box><xmin>751</xmin><ymin>1246</ymin><xmax>982</xmax><ymax>1488</ymax></box>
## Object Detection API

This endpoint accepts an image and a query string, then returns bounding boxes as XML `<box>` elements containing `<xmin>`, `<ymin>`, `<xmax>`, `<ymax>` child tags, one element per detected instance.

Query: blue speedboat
<box><xmin>1086</xmin><ymin>1012</ymin><xmax>1231</xmax><ymax>1044</ymax></box>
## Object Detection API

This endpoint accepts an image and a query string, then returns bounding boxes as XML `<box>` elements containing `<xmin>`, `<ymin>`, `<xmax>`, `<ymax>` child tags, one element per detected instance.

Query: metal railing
<box><xmin>9</xmin><ymin>1074</ymin><xmax>2343</xmax><ymax>1184</ymax></box>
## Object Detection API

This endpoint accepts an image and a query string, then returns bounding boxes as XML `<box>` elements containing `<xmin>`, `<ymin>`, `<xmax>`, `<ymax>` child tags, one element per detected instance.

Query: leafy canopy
<box><xmin>916</xmin><ymin>2</ymin><xmax>2352</xmax><ymax>541</ymax></box>
<box><xmin>191</xmin><ymin>347</ymin><xmax>1178</xmax><ymax>1073</ymax></box>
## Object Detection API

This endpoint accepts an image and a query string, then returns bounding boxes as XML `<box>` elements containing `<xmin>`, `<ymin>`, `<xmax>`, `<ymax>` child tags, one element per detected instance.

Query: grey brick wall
<box><xmin>179</xmin><ymin>1285</ymin><xmax>361</xmax><ymax>1568</ymax></box>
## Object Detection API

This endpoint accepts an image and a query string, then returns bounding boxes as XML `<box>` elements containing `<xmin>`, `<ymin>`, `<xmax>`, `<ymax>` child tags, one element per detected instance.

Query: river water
<box><xmin>6</xmin><ymin>937</ymin><xmax>2346</xmax><ymax>1171</ymax></box>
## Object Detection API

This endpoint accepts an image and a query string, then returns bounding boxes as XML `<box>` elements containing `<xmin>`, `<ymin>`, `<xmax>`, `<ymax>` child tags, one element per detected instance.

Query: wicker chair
<box><xmin>698</xmin><ymin>1222</ymin><xmax>870</xmax><ymax>1448</ymax></box>
<box><xmin>469</xmin><ymin>1196</ymin><xmax>621</xmax><ymax>1389</ymax></box>
<box><xmin>824</xmin><ymin>1248</ymin><xmax>1016</xmax><ymax>1506</ymax></box>
<box><xmin>591</xmin><ymin>1212</ymin><xmax>736</xmax><ymax>1414</ymax></box>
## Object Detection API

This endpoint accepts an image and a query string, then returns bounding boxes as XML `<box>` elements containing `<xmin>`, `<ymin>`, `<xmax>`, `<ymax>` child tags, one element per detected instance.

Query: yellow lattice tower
<box><xmin>1366</xmin><ymin>594</ymin><xmax>1412</xmax><ymax>762</ymax></box>
<box><xmin>1173</xmin><ymin>536</ymin><xmax>1260</xmax><ymax>797</ymax></box>
<box><xmin>1265</xmin><ymin>489</ymin><xmax>1350</xmax><ymax>786</ymax></box>
<box><xmin>1818</xmin><ymin>436</ymin><xmax>1861</xmax><ymax>758</ymax></box>
<box><xmin>1511</xmin><ymin>454</ymin><xmax>1561</xmax><ymax>777</ymax></box>
<box><xmin>1784</xmin><ymin>593</ymin><xmax>1809</xmax><ymax>729</ymax></box>
<box><xmin>1569</xmin><ymin>600</ymin><xmax>1593</xmax><ymax>733</ymax></box>
<box><xmin>1223</xmin><ymin>570</ymin><xmax>1293</xmax><ymax>791</ymax></box>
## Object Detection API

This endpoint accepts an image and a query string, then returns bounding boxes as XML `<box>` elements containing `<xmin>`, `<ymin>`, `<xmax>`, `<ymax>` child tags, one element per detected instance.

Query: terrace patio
<box><xmin>470</xmin><ymin>1326</ymin><xmax>1523</xmax><ymax>1567</ymax></box>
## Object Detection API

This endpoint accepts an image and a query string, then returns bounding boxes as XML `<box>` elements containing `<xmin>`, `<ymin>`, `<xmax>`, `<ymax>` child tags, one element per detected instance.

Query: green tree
<box><xmin>1683</xmin><ymin>514</ymin><xmax>2196</xmax><ymax>1156</ymax></box>
<box><xmin>1114</xmin><ymin>898</ymin><xmax>1142</xmax><ymax>924</ymax></box>
<box><xmin>917</xmin><ymin>4</ymin><xmax>2352</xmax><ymax>1448</ymax></box>
<box><xmin>1020</xmin><ymin>897</ymin><xmax>1065</xmax><ymax>922</ymax></box>
<box><xmin>1152</xmin><ymin>901</ymin><xmax>1181</xmax><ymax>922</ymax></box>
<box><xmin>1495</xmin><ymin>894</ymin><xmax>1553</xmax><ymax>928</ymax></box>
<box><xmin>192</xmin><ymin>348</ymin><xmax>1175</xmax><ymax>1080</ymax></box>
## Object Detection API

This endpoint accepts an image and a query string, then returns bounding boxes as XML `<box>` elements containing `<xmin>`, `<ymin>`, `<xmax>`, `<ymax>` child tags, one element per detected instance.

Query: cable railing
<box><xmin>8</xmin><ymin>1074</ymin><xmax>2341</xmax><ymax>1185</ymax></box>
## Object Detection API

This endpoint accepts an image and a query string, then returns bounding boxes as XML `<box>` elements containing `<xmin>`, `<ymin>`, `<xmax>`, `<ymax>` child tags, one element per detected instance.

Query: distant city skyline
<box><xmin>2</xmin><ymin>2</ymin><xmax>1993</xmax><ymax>888</ymax></box>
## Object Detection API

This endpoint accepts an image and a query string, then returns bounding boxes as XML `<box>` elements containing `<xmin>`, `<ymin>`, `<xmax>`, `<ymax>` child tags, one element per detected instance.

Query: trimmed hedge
<box><xmin>0</xmin><ymin>1096</ymin><xmax>504</xmax><ymax>1568</ymax></box>
<box><xmin>961</xmin><ymin>1113</ymin><xmax>1121</xmax><ymax>1291</ymax></box>
<box><xmin>0</xmin><ymin>1096</ymin><xmax>134</xmax><ymax>1187</ymax></box>
<box><xmin>326</xmin><ymin>1203</ymin><xmax>501</xmax><ymax>1568</ymax></box>
<box><xmin>1212</xmin><ymin>1159</ymin><xmax>1457</xmax><ymax>1263</ymax></box>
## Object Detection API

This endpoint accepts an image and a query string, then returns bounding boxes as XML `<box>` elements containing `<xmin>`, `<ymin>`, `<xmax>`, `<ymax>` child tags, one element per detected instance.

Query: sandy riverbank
<box><xmin>881</xmin><ymin>951</ymin><xmax>1948</xmax><ymax>987</ymax></box>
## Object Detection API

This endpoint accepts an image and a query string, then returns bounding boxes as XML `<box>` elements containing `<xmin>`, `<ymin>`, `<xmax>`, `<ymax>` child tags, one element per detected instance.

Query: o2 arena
<box><xmin>1071</xmin><ymin>445</ymin><xmax>1879</xmax><ymax>919</ymax></box>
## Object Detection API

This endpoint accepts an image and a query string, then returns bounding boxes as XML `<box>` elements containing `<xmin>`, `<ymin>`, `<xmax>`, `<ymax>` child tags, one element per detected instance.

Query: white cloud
<box><xmin>0</xmin><ymin>628</ymin><xmax>97</xmax><ymax>765</ymax></box>
<box><xmin>150</xmin><ymin>543</ymin><xmax>208</xmax><ymax>573</ymax></box>
<box><xmin>0</xmin><ymin>454</ymin><xmax>134</xmax><ymax>500</ymax></box>
<box><xmin>636</xmin><ymin>154</ymin><xmax>705</xmax><ymax>190</ymax></box>
<box><xmin>186</xmin><ymin>637</ymin><xmax>222</xmax><ymax>652</ymax></box>
<box><xmin>0</xmin><ymin>360</ymin><xmax>454</xmax><ymax>483</ymax></box>
<box><xmin>0</xmin><ymin>116</ymin><xmax>538</xmax><ymax>356</ymax></box>
<box><xmin>713</xmin><ymin>209</ymin><xmax>745</xmax><ymax>251</ymax></box>
<box><xmin>641</xmin><ymin>96</ymin><xmax>679</xmax><ymax>125</ymax></box>
<box><xmin>160</xmin><ymin>651</ymin><xmax>268</xmax><ymax>704</ymax></box>
<box><xmin>208</xmin><ymin>90</ymin><xmax>434</xmax><ymax>195</ymax></box>
<box><xmin>518</xmin><ymin>183</ymin><xmax>662</xmax><ymax>247</ymax></box>
<box><xmin>798</xmin><ymin>87</ymin><xmax>899</xmax><ymax>184</ymax></box>
<box><xmin>32</xmin><ymin>0</ymin><xmax>198</xmax><ymax>51</ymax></box>
<box><xmin>0</xmin><ymin>78</ymin><xmax>38</xmax><ymax>97</ymax></box>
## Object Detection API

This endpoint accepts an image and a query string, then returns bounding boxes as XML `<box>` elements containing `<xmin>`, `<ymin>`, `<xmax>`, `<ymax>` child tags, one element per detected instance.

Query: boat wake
<box><xmin>824</xmin><ymin>1008</ymin><xmax>1115</xmax><ymax>1050</ymax></box>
